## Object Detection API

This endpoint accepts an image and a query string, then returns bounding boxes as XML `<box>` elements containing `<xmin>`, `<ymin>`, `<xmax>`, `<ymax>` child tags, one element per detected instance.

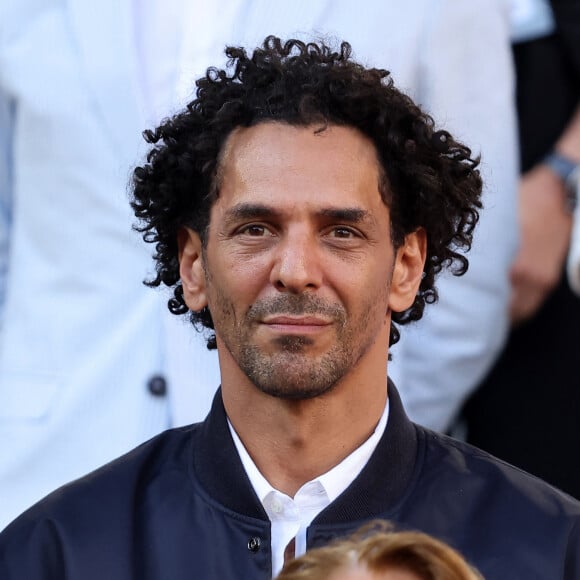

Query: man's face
<box><xmin>180</xmin><ymin>122</ymin><xmax>423</xmax><ymax>399</ymax></box>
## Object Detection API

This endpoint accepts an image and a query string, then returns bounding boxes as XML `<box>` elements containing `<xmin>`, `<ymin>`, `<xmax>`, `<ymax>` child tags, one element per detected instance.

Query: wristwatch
<box><xmin>543</xmin><ymin>151</ymin><xmax>580</xmax><ymax>213</ymax></box>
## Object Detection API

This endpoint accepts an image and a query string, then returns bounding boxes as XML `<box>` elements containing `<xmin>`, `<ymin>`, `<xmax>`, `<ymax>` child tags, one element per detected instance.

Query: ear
<box><xmin>177</xmin><ymin>227</ymin><xmax>208</xmax><ymax>312</ymax></box>
<box><xmin>388</xmin><ymin>228</ymin><xmax>427</xmax><ymax>312</ymax></box>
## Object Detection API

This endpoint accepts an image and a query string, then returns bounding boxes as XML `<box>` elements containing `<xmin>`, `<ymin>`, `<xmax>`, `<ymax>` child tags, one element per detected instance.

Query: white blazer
<box><xmin>0</xmin><ymin>0</ymin><xmax>223</xmax><ymax>528</ymax></box>
<box><xmin>0</xmin><ymin>0</ymin><xmax>517</xmax><ymax>528</ymax></box>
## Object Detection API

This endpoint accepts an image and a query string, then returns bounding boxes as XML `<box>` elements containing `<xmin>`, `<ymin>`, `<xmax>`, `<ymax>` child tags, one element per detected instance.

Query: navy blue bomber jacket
<box><xmin>1</xmin><ymin>382</ymin><xmax>579</xmax><ymax>579</ymax></box>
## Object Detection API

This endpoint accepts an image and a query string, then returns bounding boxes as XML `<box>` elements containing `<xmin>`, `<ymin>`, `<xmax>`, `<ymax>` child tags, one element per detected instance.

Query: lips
<box><xmin>263</xmin><ymin>316</ymin><xmax>331</xmax><ymax>326</ymax></box>
<box><xmin>261</xmin><ymin>315</ymin><xmax>332</xmax><ymax>334</ymax></box>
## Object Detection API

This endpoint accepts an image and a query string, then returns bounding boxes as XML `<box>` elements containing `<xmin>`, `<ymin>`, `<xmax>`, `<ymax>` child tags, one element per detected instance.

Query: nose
<box><xmin>270</xmin><ymin>229</ymin><xmax>323</xmax><ymax>293</ymax></box>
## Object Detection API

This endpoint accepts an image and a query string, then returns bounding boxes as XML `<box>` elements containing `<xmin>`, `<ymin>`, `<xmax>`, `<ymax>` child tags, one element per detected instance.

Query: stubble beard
<box><xmin>211</xmin><ymin>290</ymin><xmax>383</xmax><ymax>401</ymax></box>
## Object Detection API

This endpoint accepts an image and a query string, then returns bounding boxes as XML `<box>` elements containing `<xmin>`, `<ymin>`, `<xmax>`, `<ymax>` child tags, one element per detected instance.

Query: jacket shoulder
<box><xmin>418</xmin><ymin>424</ymin><xmax>580</xmax><ymax>514</ymax></box>
<box><xmin>407</xmin><ymin>426</ymin><xmax>580</xmax><ymax>576</ymax></box>
<box><xmin>0</xmin><ymin>425</ymin><xmax>201</xmax><ymax>577</ymax></box>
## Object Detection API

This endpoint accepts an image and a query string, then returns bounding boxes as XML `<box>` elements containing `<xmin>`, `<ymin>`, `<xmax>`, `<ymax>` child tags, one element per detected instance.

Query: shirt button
<box><xmin>271</xmin><ymin>498</ymin><xmax>283</xmax><ymax>514</ymax></box>
<box><xmin>147</xmin><ymin>375</ymin><xmax>167</xmax><ymax>397</ymax></box>
<box><xmin>247</xmin><ymin>537</ymin><xmax>261</xmax><ymax>552</ymax></box>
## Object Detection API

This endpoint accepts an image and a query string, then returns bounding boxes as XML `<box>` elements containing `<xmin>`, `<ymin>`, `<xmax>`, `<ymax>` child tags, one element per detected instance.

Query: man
<box><xmin>1</xmin><ymin>37</ymin><xmax>576</xmax><ymax>579</ymax></box>
<box><xmin>0</xmin><ymin>0</ymin><xmax>516</xmax><ymax>528</ymax></box>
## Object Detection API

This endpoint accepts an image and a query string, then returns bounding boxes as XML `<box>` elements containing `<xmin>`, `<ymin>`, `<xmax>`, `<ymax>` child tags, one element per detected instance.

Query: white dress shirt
<box><xmin>228</xmin><ymin>400</ymin><xmax>389</xmax><ymax>577</ymax></box>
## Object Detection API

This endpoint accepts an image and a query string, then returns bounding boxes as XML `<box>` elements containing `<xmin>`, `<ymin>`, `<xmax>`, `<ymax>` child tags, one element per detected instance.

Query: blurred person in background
<box><xmin>462</xmin><ymin>0</ymin><xmax>580</xmax><ymax>499</ymax></box>
<box><xmin>0</xmin><ymin>1</ymin><xmax>220</xmax><ymax>529</ymax></box>
<box><xmin>0</xmin><ymin>0</ymin><xmax>517</xmax><ymax>529</ymax></box>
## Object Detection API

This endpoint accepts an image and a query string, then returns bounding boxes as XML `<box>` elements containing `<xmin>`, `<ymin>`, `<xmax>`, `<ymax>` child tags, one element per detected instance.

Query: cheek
<box><xmin>335</xmin><ymin>263</ymin><xmax>392</xmax><ymax>312</ymax></box>
<box><xmin>207</xmin><ymin>253</ymin><xmax>270</xmax><ymax>313</ymax></box>
<box><xmin>232</xmin><ymin>257</ymin><xmax>271</xmax><ymax>283</ymax></box>
<box><xmin>352</xmin><ymin>274</ymin><xmax>392</xmax><ymax>335</ymax></box>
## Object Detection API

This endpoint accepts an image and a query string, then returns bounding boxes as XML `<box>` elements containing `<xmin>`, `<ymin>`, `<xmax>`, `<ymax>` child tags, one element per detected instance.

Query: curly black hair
<box><xmin>132</xmin><ymin>35</ymin><xmax>482</xmax><ymax>349</ymax></box>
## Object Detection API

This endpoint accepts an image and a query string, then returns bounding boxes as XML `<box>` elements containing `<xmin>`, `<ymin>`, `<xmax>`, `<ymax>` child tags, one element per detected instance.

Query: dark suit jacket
<box><xmin>1</xmin><ymin>382</ymin><xmax>579</xmax><ymax>579</ymax></box>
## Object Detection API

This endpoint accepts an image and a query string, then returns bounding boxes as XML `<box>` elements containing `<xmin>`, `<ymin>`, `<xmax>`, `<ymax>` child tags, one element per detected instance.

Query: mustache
<box><xmin>246</xmin><ymin>295</ymin><xmax>346</xmax><ymax>322</ymax></box>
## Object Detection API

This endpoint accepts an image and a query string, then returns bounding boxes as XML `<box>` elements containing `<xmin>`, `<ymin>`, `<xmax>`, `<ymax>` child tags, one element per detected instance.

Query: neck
<box><xmin>221</xmin><ymin>356</ymin><xmax>388</xmax><ymax>497</ymax></box>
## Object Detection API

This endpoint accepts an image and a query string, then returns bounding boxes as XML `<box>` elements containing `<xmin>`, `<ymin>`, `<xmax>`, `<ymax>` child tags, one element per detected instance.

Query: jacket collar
<box><xmin>192</xmin><ymin>379</ymin><xmax>418</xmax><ymax>523</ymax></box>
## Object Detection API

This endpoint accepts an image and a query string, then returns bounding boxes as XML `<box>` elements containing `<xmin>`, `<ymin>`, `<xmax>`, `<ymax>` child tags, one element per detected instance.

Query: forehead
<box><xmin>213</xmin><ymin>122</ymin><xmax>386</xmax><ymax>215</ymax></box>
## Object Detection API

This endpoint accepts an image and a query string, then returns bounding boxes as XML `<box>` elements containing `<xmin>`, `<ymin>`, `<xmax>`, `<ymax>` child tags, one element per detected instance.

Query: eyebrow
<box><xmin>223</xmin><ymin>203</ymin><xmax>375</xmax><ymax>225</ymax></box>
<box><xmin>223</xmin><ymin>203</ymin><xmax>280</xmax><ymax>224</ymax></box>
<box><xmin>317</xmin><ymin>207</ymin><xmax>373</xmax><ymax>224</ymax></box>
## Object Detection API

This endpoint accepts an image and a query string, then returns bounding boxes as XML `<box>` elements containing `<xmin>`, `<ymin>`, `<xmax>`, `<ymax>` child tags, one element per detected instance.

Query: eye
<box><xmin>239</xmin><ymin>224</ymin><xmax>268</xmax><ymax>236</ymax></box>
<box><xmin>330</xmin><ymin>227</ymin><xmax>358</xmax><ymax>239</ymax></box>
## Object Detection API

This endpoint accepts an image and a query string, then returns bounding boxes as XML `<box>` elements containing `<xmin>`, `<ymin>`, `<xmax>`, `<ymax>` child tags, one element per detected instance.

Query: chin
<box><xmin>252</xmin><ymin>372</ymin><xmax>341</xmax><ymax>401</ymax></box>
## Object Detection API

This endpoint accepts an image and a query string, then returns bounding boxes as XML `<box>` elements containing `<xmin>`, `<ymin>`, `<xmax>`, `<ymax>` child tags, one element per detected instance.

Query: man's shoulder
<box><xmin>0</xmin><ymin>417</ymin><xmax>264</xmax><ymax>580</ymax></box>
<box><xmin>416</xmin><ymin>424</ymin><xmax>580</xmax><ymax>516</ymax></box>
<box><xmin>1</xmin><ymin>424</ymin><xmax>201</xmax><ymax>537</ymax></box>
<box><xmin>396</xmin><ymin>425</ymin><xmax>580</xmax><ymax>577</ymax></box>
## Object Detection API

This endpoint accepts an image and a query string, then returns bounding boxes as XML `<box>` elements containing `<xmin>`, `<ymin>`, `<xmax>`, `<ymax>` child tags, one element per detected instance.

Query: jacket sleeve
<box><xmin>389</xmin><ymin>0</ymin><xmax>519</xmax><ymax>431</ymax></box>
<box><xmin>551</xmin><ymin>0</ymin><xmax>580</xmax><ymax>66</ymax></box>
<box><xmin>0</xmin><ymin>516</ymin><xmax>67</xmax><ymax>579</ymax></box>
<box><xmin>564</xmin><ymin>517</ymin><xmax>580</xmax><ymax>579</ymax></box>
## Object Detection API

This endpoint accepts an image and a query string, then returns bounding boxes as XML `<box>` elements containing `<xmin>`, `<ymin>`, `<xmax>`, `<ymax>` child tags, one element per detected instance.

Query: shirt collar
<box><xmin>227</xmin><ymin>398</ymin><xmax>389</xmax><ymax>506</ymax></box>
<box><xmin>192</xmin><ymin>380</ymin><xmax>418</xmax><ymax>524</ymax></box>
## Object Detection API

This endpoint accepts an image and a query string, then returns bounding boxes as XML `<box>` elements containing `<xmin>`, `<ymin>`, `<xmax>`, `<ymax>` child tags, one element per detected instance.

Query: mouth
<box><xmin>261</xmin><ymin>315</ymin><xmax>332</xmax><ymax>334</ymax></box>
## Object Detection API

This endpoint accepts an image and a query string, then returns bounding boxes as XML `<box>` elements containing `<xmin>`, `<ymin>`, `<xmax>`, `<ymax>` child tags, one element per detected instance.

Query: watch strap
<box><xmin>543</xmin><ymin>151</ymin><xmax>578</xmax><ymax>182</ymax></box>
<box><xmin>543</xmin><ymin>151</ymin><xmax>579</xmax><ymax>212</ymax></box>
